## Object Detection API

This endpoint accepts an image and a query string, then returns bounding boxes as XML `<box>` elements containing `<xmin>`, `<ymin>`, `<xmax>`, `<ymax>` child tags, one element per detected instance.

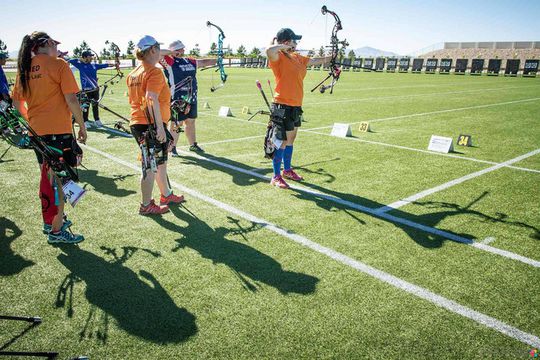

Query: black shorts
<box><xmin>34</xmin><ymin>133</ymin><xmax>80</xmax><ymax>167</ymax></box>
<box><xmin>172</xmin><ymin>101</ymin><xmax>197</xmax><ymax>123</ymax></box>
<box><xmin>270</xmin><ymin>103</ymin><xmax>303</xmax><ymax>141</ymax></box>
<box><xmin>130</xmin><ymin>123</ymin><xmax>172</xmax><ymax>165</ymax></box>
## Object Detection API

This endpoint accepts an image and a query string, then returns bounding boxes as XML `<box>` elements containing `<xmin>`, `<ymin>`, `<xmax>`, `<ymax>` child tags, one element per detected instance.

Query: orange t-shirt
<box><xmin>269</xmin><ymin>52</ymin><xmax>310</xmax><ymax>106</ymax></box>
<box><xmin>12</xmin><ymin>54</ymin><xmax>80</xmax><ymax>136</ymax></box>
<box><xmin>127</xmin><ymin>63</ymin><xmax>171</xmax><ymax>125</ymax></box>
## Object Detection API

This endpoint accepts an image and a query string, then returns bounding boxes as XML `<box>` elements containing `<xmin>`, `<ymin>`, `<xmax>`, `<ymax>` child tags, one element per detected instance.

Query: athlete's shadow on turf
<box><xmin>180</xmin><ymin>152</ymin><xmax>338</xmax><ymax>186</ymax></box>
<box><xmin>79</xmin><ymin>169</ymin><xmax>136</xmax><ymax>197</ymax></box>
<box><xmin>0</xmin><ymin>217</ymin><xmax>35</xmax><ymax>276</ymax></box>
<box><xmin>411</xmin><ymin>192</ymin><xmax>540</xmax><ymax>240</ymax></box>
<box><xmin>157</xmin><ymin>206</ymin><xmax>318</xmax><ymax>294</ymax></box>
<box><xmin>56</xmin><ymin>245</ymin><xmax>197</xmax><ymax>344</ymax></box>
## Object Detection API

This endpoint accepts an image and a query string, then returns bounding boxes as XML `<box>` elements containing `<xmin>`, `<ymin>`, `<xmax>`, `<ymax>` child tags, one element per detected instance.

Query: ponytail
<box><xmin>17</xmin><ymin>31</ymin><xmax>51</xmax><ymax>96</ymax></box>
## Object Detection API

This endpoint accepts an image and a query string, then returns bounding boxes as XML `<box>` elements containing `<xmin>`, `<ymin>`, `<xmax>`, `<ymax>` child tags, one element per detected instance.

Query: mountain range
<box><xmin>350</xmin><ymin>46</ymin><xmax>400</xmax><ymax>58</ymax></box>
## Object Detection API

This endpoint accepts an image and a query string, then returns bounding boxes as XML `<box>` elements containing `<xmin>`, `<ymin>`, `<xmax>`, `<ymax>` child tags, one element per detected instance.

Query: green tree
<box><xmin>348</xmin><ymin>50</ymin><xmax>356</xmax><ymax>59</ymax></box>
<box><xmin>236</xmin><ymin>45</ymin><xmax>246</xmax><ymax>57</ymax></box>
<box><xmin>189</xmin><ymin>44</ymin><xmax>200</xmax><ymax>57</ymax></box>
<box><xmin>318</xmin><ymin>46</ymin><xmax>325</xmax><ymax>57</ymax></box>
<box><xmin>127</xmin><ymin>40</ymin><xmax>135</xmax><ymax>56</ymax></box>
<box><xmin>101</xmin><ymin>40</ymin><xmax>111</xmax><ymax>58</ymax></box>
<box><xmin>209</xmin><ymin>42</ymin><xmax>217</xmax><ymax>55</ymax></box>
<box><xmin>307</xmin><ymin>48</ymin><xmax>315</xmax><ymax>57</ymax></box>
<box><xmin>73</xmin><ymin>40</ymin><xmax>90</xmax><ymax>58</ymax></box>
<box><xmin>0</xmin><ymin>39</ymin><xmax>7</xmax><ymax>54</ymax></box>
<box><xmin>248</xmin><ymin>47</ymin><xmax>261</xmax><ymax>58</ymax></box>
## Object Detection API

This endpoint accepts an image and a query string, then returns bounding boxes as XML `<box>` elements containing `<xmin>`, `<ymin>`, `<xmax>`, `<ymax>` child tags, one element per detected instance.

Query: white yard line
<box><xmin>82</xmin><ymin>144</ymin><xmax>540</xmax><ymax>349</ymax></box>
<box><xmin>94</xmin><ymin>126</ymin><xmax>132</xmax><ymax>138</ymax></box>
<box><xmin>179</xmin><ymin>134</ymin><xmax>265</xmax><ymax>148</ymax></box>
<box><xmin>482</xmin><ymin>237</ymin><xmax>496</xmax><ymax>245</ymax></box>
<box><xmin>302</xmin><ymin>130</ymin><xmax>540</xmax><ymax>174</ymax></box>
<box><xmin>306</xmin><ymin>97</ymin><xmax>540</xmax><ymax>130</ymax></box>
<box><xmin>168</xmin><ymin>148</ymin><xmax>540</xmax><ymax>268</ymax></box>
<box><xmin>377</xmin><ymin>149</ymin><xmax>540</xmax><ymax>212</ymax></box>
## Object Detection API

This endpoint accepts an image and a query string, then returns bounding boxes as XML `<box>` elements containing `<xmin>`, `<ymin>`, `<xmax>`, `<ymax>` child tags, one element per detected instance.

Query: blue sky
<box><xmin>2</xmin><ymin>0</ymin><xmax>539</xmax><ymax>56</ymax></box>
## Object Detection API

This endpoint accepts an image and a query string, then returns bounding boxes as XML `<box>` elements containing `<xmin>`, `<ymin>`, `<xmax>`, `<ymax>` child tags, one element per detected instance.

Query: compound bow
<box><xmin>311</xmin><ymin>5</ymin><xmax>373</xmax><ymax>94</ymax></box>
<box><xmin>0</xmin><ymin>100</ymin><xmax>80</xmax><ymax>181</ymax></box>
<box><xmin>200</xmin><ymin>21</ymin><xmax>228</xmax><ymax>92</ymax></box>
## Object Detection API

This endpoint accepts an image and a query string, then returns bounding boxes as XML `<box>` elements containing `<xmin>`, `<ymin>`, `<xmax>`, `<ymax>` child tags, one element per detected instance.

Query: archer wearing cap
<box><xmin>11</xmin><ymin>31</ymin><xmax>86</xmax><ymax>244</ymax></box>
<box><xmin>265</xmin><ymin>28</ymin><xmax>330</xmax><ymax>189</ymax></box>
<box><xmin>68</xmin><ymin>48</ymin><xmax>119</xmax><ymax>128</ymax></box>
<box><xmin>0</xmin><ymin>52</ymin><xmax>9</xmax><ymax>102</ymax></box>
<box><xmin>126</xmin><ymin>35</ymin><xmax>185</xmax><ymax>215</ymax></box>
<box><xmin>159</xmin><ymin>40</ymin><xmax>214</xmax><ymax>156</ymax></box>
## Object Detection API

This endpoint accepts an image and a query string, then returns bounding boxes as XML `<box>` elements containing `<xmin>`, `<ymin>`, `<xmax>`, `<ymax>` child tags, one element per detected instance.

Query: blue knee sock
<box><xmin>273</xmin><ymin>148</ymin><xmax>285</xmax><ymax>177</ymax></box>
<box><xmin>283</xmin><ymin>145</ymin><xmax>293</xmax><ymax>171</ymax></box>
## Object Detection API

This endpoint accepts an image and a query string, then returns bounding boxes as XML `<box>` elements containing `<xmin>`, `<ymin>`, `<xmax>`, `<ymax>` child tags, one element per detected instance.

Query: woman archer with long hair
<box><xmin>12</xmin><ymin>31</ymin><xmax>87</xmax><ymax>244</ymax></box>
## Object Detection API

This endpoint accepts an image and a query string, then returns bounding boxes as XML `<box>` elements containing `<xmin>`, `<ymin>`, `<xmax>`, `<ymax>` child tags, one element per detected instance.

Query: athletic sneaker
<box><xmin>84</xmin><ymin>122</ymin><xmax>93</xmax><ymax>129</ymax></box>
<box><xmin>270</xmin><ymin>175</ymin><xmax>290</xmax><ymax>189</ymax></box>
<box><xmin>171</xmin><ymin>147</ymin><xmax>180</xmax><ymax>157</ymax></box>
<box><xmin>189</xmin><ymin>142</ymin><xmax>204</xmax><ymax>152</ymax></box>
<box><xmin>94</xmin><ymin>120</ymin><xmax>104</xmax><ymax>128</ymax></box>
<box><xmin>48</xmin><ymin>230</ymin><xmax>84</xmax><ymax>244</ymax></box>
<box><xmin>139</xmin><ymin>199</ymin><xmax>170</xmax><ymax>215</ymax></box>
<box><xmin>43</xmin><ymin>219</ymin><xmax>73</xmax><ymax>234</ymax></box>
<box><xmin>160</xmin><ymin>192</ymin><xmax>185</xmax><ymax>206</ymax></box>
<box><xmin>282</xmin><ymin>169</ymin><xmax>304</xmax><ymax>181</ymax></box>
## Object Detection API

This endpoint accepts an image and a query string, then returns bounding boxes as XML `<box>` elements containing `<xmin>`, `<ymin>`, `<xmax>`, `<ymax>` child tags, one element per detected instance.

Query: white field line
<box><xmin>377</xmin><ymin>149</ymin><xmax>540</xmax><ymax>212</ymax></box>
<box><xmin>302</xmin><ymin>130</ymin><xmax>540</xmax><ymax>174</ymax></box>
<box><xmin>179</xmin><ymin>134</ymin><xmax>266</xmax><ymax>148</ymax></box>
<box><xmin>82</xmin><ymin>144</ymin><xmax>540</xmax><ymax>349</ymax></box>
<box><xmin>482</xmin><ymin>237</ymin><xmax>496</xmax><ymax>245</ymax></box>
<box><xmin>306</xmin><ymin>97</ymin><xmax>540</xmax><ymax>131</ymax></box>
<box><xmin>303</xmin><ymin>85</ymin><xmax>540</xmax><ymax>106</ymax></box>
<box><xmin>170</xmin><ymin>148</ymin><xmax>540</xmax><ymax>268</ymax></box>
<box><xmin>94</xmin><ymin>126</ymin><xmax>132</xmax><ymax>138</ymax></box>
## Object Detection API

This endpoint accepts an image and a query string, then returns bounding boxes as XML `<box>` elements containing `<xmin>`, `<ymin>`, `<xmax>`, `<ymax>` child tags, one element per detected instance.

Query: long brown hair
<box><xmin>17</xmin><ymin>31</ymin><xmax>51</xmax><ymax>96</ymax></box>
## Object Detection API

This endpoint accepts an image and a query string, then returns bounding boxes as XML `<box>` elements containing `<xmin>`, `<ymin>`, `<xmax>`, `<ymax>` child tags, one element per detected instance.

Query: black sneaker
<box><xmin>171</xmin><ymin>147</ymin><xmax>180</xmax><ymax>157</ymax></box>
<box><xmin>189</xmin><ymin>143</ymin><xmax>204</xmax><ymax>152</ymax></box>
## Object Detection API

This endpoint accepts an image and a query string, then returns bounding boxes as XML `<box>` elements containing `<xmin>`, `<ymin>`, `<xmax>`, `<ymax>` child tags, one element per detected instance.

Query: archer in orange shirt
<box><xmin>12</xmin><ymin>31</ymin><xmax>87</xmax><ymax>244</ymax></box>
<box><xmin>127</xmin><ymin>35</ymin><xmax>184</xmax><ymax>215</ymax></box>
<box><xmin>266</xmin><ymin>28</ymin><xmax>329</xmax><ymax>189</ymax></box>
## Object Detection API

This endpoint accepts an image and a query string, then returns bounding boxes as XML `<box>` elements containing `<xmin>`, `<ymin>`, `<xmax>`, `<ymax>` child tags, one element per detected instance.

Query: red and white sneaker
<box><xmin>282</xmin><ymin>169</ymin><xmax>304</xmax><ymax>181</ymax></box>
<box><xmin>160</xmin><ymin>192</ymin><xmax>185</xmax><ymax>206</ymax></box>
<box><xmin>270</xmin><ymin>175</ymin><xmax>290</xmax><ymax>189</ymax></box>
<box><xmin>139</xmin><ymin>200</ymin><xmax>170</xmax><ymax>215</ymax></box>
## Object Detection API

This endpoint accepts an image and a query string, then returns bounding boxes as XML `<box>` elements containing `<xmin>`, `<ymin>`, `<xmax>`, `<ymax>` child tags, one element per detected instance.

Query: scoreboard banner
<box><xmin>386</xmin><ymin>58</ymin><xmax>397</xmax><ymax>72</ymax></box>
<box><xmin>471</xmin><ymin>59</ymin><xmax>484</xmax><ymax>75</ymax></box>
<box><xmin>425</xmin><ymin>58</ymin><xmax>438</xmax><ymax>73</ymax></box>
<box><xmin>455</xmin><ymin>59</ymin><xmax>468</xmax><ymax>74</ymax></box>
<box><xmin>399</xmin><ymin>58</ymin><xmax>410</xmax><ymax>72</ymax></box>
<box><xmin>439</xmin><ymin>58</ymin><xmax>452</xmax><ymax>73</ymax></box>
<box><xmin>375</xmin><ymin>57</ymin><xmax>385</xmax><ymax>71</ymax></box>
<box><xmin>412</xmin><ymin>58</ymin><xmax>424</xmax><ymax>73</ymax></box>
<box><xmin>487</xmin><ymin>59</ymin><xmax>502</xmax><ymax>75</ymax></box>
<box><xmin>342</xmin><ymin>58</ymin><xmax>352</xmax><ymax>71</ymax></box>
<box><xmin>353</xmin><ymin>58</ymin><xmax>363</xmax><ymax>72</ymax></box>
<box><xmin>363</xmin><ymin>58</ymin><xmax>374</xmax><ymax>71</ymax></box>
<box><xmin>504</xmin><ymin>59</ymin><xmax>520</xmax><ymax>76</ymax></box>
<box><xmin>523</xmin><ymin>59</ymin><xmax>539</xmax><ymax>76</ymax></box>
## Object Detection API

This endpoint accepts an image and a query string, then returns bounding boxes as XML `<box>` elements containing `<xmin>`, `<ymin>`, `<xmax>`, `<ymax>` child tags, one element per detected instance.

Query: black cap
<box><xmin>276</xmin><ymin>28</ymin><xmax>302</xmax><ymax>42</ymax></box>
<box><xmin>81</xmin><ymin>50</ymin><xmax>93</xmax><ymax>58</ymax></box>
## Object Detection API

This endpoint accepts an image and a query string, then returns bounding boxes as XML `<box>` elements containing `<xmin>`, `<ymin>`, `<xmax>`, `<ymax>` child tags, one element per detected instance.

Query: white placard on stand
<box><xmin>428</xmin><ymin>135</ymin><xmax>454</xmax><ymax>153</ymax></box>
<box><xmin>330</xmin><ymin>123</ymin><xmax>352</xmax><ymax>138</ymax></box>
<box><xmin>218</xmin><ymin>106</ymin><xmax>233</xmax><ymax>117</ymax></box>
<box><xmin>63</xmin><ymin>180</ymin><xmax>86</xmax><ymax>207</ymax></box>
